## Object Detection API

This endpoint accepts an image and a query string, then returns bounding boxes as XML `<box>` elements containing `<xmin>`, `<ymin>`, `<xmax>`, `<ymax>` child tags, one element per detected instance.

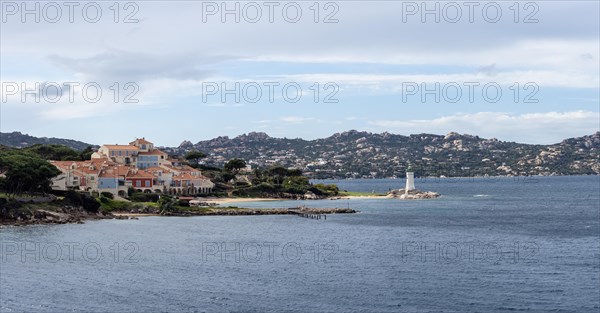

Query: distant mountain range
<box><xmin>3</xmin><ymin>130</ymin><xmax>599</xmax><ymax>178</ymax></box>
<box><xmin>0</xmin><ymin>132</ymin><xmax>95</xmax><ymax>151</ymax></box>
<box><xmin>165</xmin><ymin>131</ymin><xmax>600</xmax><ymax>178</ymax></box>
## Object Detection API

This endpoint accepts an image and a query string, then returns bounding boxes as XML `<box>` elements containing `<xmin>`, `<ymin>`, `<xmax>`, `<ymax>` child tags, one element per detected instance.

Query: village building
<box><xmin>51</xmin><ymin>138</ymin><xmax>214</xmax><ymax>196</ymax></box>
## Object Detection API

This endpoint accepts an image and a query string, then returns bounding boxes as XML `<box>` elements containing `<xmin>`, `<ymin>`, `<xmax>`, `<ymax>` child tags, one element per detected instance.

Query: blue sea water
<box><xmin>1</xmin><ymin>176</ymin><xmax>599</xmax><ymax>312</ymax></box>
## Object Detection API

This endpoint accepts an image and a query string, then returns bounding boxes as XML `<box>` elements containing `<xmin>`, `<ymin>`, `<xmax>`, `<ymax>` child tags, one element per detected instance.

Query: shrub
<box><xmin>65</xmin><ymin>190</ymin><xmax>100</xmax><ymax>213</ymax></box>
<box><xmin>129</xmin><ymin>192</ymin><xmax>159</xmax><ymax>203</ymax></box>
<box><xmin>177</xmin><ymin>199</ymin><xmax>190</xmax><ymax>207</ymax></box>
<box><xmin>100</xmin><ymin>192</ymin><xmax>114</xmax><ymax>199</ymax></box>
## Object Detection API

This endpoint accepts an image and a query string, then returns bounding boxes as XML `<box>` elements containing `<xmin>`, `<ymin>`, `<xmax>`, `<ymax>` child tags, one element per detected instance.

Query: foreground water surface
<box><xmin>1</xmin><ymin>176</ymin><xmax>599</xmax><ymax>312</ymax></box>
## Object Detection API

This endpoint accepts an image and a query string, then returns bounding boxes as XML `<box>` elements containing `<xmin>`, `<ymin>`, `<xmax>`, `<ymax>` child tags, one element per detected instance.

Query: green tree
<box><xmin>268</xmin><ymin>166</ymin><xmax>289</xmax><ymax>185</ymax></box>
<box><xmin>158</xmin><ymin>195</ymin><xmax>177</xmax><ymax>214</ymax></box>
<box><xmin>224</xmin><ymin>158</ymin><xmax>247</xmax><ymax>174</ymax></box>
<box><xmin>0</xmin><ymin>150</ymin><xmax>61</xmax><ymax>195</ymax></box>
<box><xmin>79</xmin><ymin>146</ymin><xmax>95</xmax><ymax>160</ymax></box>
<box><xmin>185</xmin><ymin>150</ymin><xmax>207</xmax><ymax>166</ymax></box>
<box><xmin>24</xmin><ymin>144</ymin><xmax>80</xmax><ymax>160</ymax></box>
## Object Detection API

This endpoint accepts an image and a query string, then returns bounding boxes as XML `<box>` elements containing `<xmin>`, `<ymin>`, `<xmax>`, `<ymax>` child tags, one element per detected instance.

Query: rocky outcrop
<box><xmin>0</xmin><ymin>206</ymin><xmax>119</xmax><ymax>226</ymax></box>
<box><xmin>159</xmin><ymin>207</ymin><xmax>357</xmax><ymax>216</ymax></box>
<box><xmin>387</xmin><ymin>189</ymin><xmax>441</xmax><ymax>200</ymax></box>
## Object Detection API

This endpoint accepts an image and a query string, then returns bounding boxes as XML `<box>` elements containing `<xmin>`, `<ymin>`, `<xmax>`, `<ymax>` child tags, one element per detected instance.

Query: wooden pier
<box><xmin>290</xmin><ymin>211</ymin><xmax>326</xmax><ymax>220</ymax></box>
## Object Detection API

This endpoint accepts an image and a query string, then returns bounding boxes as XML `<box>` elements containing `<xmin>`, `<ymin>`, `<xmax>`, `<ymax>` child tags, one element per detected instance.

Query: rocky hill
<box><xmin>162</xmin><ymin>131</ymin><xmax>600</xmax><ymax>179</ymax></box>
<box><xmin>4</xmin><ymin>130</ymin><xmax>598</xmax><ymax>179</ymax></box>
<box><xmin>0</xmin><ymin>131</ymin><xmax>95</xmax><ymax>150</ymax></box>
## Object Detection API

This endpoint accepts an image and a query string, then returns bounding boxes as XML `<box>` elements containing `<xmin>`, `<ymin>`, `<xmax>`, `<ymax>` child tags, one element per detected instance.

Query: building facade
<box><xmin>51</xmin><ymin>138</ymin><xmax>215</xmax><ymax>196</ymax></box>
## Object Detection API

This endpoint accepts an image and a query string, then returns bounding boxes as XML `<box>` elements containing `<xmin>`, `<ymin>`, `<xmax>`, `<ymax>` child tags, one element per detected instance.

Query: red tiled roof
<box><xmin>99</xmin><ymin>165</ymin><xmax>130</xmax><ymax>178</ymax></box>
<box><xmin>145</xmin><ymin>166</ymin><xmax>169</xmax><ymax>173</ymax></box>
<box><xmin>173</xmin><ymin>173</ymin><xmax>201</xmax><ymax>181</ymax></box>
<box><xmin>138</xmin><ymin>149</ymin><xmax>167</xmax><ymax>156</ymax></box>
<box><xmin>103</xmin><ymin>145</ymin><xmax>139</xmax><ymax>151</ymax></box>
<box><xmin>126</xmin><ymin>170</ymin><xmax>154</xmax><ymax>179</ymax></box>
<box><xmin>130</xmin><ymin>138</ymin><xmax>153</xmax><ymax>145</ymax></box>
<box><xmin>173</xmin><ymin>173</ymin><xmax>209</xmax><ymax>181</ymax></box>
<box><xmin>160</xmin><ymin>164</ymin><xmax>202</xmax><ymax>174</ymax></box>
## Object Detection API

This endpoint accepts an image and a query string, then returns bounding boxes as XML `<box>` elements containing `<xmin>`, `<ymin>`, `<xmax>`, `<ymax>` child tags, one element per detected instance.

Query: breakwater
<box><xmin>160</xmin><ymin>207</ymin><xmax>357</xmax><ymax>217</ymax></box>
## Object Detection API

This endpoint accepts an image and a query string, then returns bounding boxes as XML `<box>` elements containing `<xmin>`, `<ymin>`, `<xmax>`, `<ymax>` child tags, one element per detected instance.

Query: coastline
<box><xmin>113</xmin><ymin>207</ymin><xmax>358</xmax><ymax>218</ymax></box>
<box><xmin>206</xmin><ymin>197</ymin><xmax>285</xmax><ymax>204</ymax></box>
<box><xmin>206</xmin><ymin>195</ymin><xmax>389</xmax><ymax>204</ymax></box>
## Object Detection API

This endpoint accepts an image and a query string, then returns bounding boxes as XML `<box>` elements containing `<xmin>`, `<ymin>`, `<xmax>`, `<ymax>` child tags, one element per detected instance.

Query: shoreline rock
<box><xmin>387</xmin><ymin>189</ymin><xmax>441</xmax><ymax>200</ymax></box>
<box><xmin>137</xmin><ymin>207</ymin><xmax>357</xmax><ymax>217</ymax></box>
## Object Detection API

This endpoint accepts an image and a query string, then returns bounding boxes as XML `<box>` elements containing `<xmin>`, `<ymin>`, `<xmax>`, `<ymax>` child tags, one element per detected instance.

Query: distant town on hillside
<box><xmin>2</xmin><ymin>131</ymin><xmax>599</xmax><ymax>179</ymax></box>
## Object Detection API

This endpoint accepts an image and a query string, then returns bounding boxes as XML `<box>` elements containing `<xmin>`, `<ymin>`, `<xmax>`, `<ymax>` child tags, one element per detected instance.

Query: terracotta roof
<box><xmin>98</xmin><ymin>171</ymin><xmax>117</xmax><ymax>178</ymax></box>
<box><xmin>50</xmin><ymin>161</ymin><xmax>77</xmax><ymax>169</ymax></box>
<box><xmin>160</xmin><ymin>164</ymin><xmax>201</xmax><ymax>174</ymax></box>
<box><xmin>138</xmin><ymin>149</ymin><xmax>167</xmax><ymax>156</ymax></box>
<box><xmin>173</xmin><ymin>173</ymin><xmax>201</xmax><ymax>181</ymax></box>
<box><xmin>126</xmin><ymin>170</ymin><xmax>154</xmax><ymax>179</ymax></box>
<box><xmin>90</xmin><ymin>157</ymin><xmax>109</xmax><ymax>163</ymax></box>
<box><xmin>76</xmin><ymin>166</ymin><xmax>100</xmax><ymax>175</ymax></box>
<box><xmin>130</xmin><ymin>138</ymin><xmax>153</xmax><ymax>145</ymax></box>
<box><xmin>99</xmin><ymin>165</ymin><xmax>130</xmax><ymax>178</ymax></box>
<box><xmin>179</xmin><ymin>165</ymin><xmax>199</xmax><ymax>172</ymax></box>
<box><xmin>103</xmin><ymin>145</ymin><xmax>139</xmax><ymax>151</ymax></box>
<box><xmin>145</xmin><ymin>166</ymin><xmax>169</xmax><ymax>173</ymax></box>
<box><xmin>173</xmin><ymin>173</ymin><xmax>209</xmax><ymax>181</ymax></box>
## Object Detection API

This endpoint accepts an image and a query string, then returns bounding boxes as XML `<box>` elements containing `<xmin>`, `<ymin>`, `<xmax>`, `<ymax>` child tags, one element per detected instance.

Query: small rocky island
<box><xmin>387</xmin><ymin>168</ymin><xmax>441</xmax><ymax>200</ymax></box>
<box><xmin>387</xmin><ymin>189</ymin><xmax>441</xmax><ymax>200</ymax></box>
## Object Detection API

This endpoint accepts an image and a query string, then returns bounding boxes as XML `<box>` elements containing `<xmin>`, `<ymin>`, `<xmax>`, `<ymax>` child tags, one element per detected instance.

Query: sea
<box><xmin>1</xmin><ymin>176</ymin><xmax>599</xmax><ymax>312</ymax></box>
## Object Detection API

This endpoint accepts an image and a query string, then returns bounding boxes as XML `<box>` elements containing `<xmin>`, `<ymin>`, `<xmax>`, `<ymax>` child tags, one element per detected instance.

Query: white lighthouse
<box><xmin>405</xmin><ymin>166</ymin><xmax>415</xmax><ymax>192</ymax></box>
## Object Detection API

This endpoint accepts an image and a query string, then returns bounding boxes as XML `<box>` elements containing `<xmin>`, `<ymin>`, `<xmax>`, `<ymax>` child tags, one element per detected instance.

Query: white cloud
<box><xmin>368</xmin><ymin>111</ymin><xmax>600</xmax><ymax>144</ymax></box>
<box><xmin>280</xmin><ymin>116</ymin><xmax>318</xmax><ymax>123</ymax></box>
<box><xmin>281</xmin><ymin>68</ymin><xmax>599</xmax><ymax>89</ymax></box>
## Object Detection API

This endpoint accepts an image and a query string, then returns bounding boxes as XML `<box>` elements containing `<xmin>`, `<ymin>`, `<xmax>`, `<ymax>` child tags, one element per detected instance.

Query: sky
<box><xmin>1</xmin><ymin>1</ymin><xmax>599</xmax><ymax>146</ymax></box>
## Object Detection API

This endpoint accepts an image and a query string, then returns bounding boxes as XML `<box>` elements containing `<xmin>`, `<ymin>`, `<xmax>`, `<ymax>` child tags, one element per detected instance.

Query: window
<box><xmin>136</xmin><ymin>181</ymin><xmax>141</xmax><ymax>187</ymax></box>
<box><xmin>118</xmin><ymin>151</ymin><xmax>122</xmax><ymax>156</ymax></box>
<box><xmin>126</xmin><ymin>151</ymin><xmax>129</xmax><ymax>156</ymax></box>
<box><xmin>145</xmin><ymin>181</ymin><xmax>150</xmax><ymax>187</ymax></box>
<box><xmin>142</xmin><ymin>144</ymin><xmax>146</xmax><ymax>150</ymax></box>
<box><xmin>111</xmin><ymin>151</ymin><xmax>115</xmax><ymax>156</ymax></box>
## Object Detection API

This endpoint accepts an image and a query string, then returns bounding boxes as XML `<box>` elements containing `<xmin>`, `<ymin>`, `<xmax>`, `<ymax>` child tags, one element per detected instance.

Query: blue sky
<box><xmin>1</xmin><ymin>1</ymin><xmax>598</xmax><ymax>146</ymax></box>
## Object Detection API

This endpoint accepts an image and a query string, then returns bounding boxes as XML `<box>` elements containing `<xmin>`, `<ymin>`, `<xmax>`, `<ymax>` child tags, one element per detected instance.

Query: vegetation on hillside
<box><xmin>0</xmin><ymin>131</ymin><xmax>95</xmax><ymax>150</ymax></box>
<box><xmin>166</xmin><ymin>131</ymin><xmax>600</xmax><ymax>179</ymax></box>
<box><xmin>0</xmin><ymin>149</ymin><xmax>61</xmax><ymax>195</ymax></box>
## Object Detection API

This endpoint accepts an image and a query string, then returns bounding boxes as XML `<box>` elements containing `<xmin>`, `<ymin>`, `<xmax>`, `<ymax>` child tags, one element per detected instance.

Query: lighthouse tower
<box><xmin>405</xmin><ymin>165</ymin><xmax>415</xmax><ymax>192</ymax></box>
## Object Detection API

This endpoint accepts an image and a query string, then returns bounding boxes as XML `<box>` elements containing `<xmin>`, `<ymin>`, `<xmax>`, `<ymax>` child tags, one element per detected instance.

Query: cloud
<box><xmin>280</xmin><ymin>116</ymin><xmax>318</xmax><ymax>123</ymax></box>
<box><xmin>47</xmin><ymin>50</ymin><xmax>237</xmax><ymax>82</ymax></box>
<box><xmin>368</xmin><ymin>111</ymin><xmax>600</xmax><ymax>144</ymax></box>
<box><xmin>281</xmin><ymin>66</ymin><xmax>599</xmax><ymax>89</ymax></box>
<box><xmin>477</xmin><ymin>63</ymin><xmax>497</xmax><ymax>76</ymax></box>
